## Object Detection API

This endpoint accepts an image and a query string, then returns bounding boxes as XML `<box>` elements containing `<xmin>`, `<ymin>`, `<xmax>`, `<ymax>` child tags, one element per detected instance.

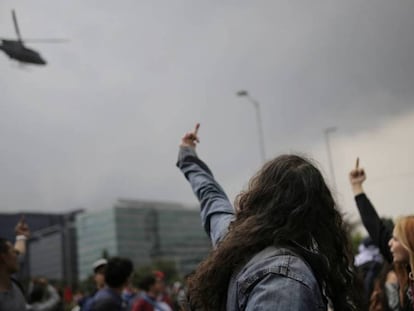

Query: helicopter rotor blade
<box><xmin>23</xmin><ymin>38</ymin><xmax>69</xmax><ymax>43</ymax></box>
<box><xmin>12</xmin><ymin>10</ymin><xmax>23</xmax><ymax>42</ymax></box>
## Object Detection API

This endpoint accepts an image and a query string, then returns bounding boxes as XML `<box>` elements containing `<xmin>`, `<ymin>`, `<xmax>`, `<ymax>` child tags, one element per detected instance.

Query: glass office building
<box><xmin>76</xmin><ymin>200</ymin><xmax>211</xmax><ymax>280</ymax></box>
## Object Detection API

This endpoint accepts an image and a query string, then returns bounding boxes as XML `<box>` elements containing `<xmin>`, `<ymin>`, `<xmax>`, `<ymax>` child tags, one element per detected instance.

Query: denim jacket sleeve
<box><xmin>244</xmin><ymin>273</ymin><xmax>323</xmax><ymax>311</ymax></box>
<box><xmin>177</xmin><ymin>146</ymin><xmax>235</xmax><ymax>247</ymax></box>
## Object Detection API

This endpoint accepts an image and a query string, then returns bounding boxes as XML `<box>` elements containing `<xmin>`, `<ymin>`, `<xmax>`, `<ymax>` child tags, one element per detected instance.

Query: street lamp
<box><xmin>237</xmin><ymin>90</ymin><xmax>266</xmax><ymax>163</ymax></box>
<box><xmin>324</xmin><ymin>126</ymin><xmax>337</xmax><ymax>190</ymax></box>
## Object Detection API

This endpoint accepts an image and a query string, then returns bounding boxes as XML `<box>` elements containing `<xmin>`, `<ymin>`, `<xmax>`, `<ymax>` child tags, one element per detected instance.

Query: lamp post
<box><xmin>324</xmin><ymin>126</ymin><xmax>337</xmax><ymax>190</ymax></box>
<box><xmin>237</xmin><ymin>90</ymin><xmax>266</xmax><ymax>163</ymax></box>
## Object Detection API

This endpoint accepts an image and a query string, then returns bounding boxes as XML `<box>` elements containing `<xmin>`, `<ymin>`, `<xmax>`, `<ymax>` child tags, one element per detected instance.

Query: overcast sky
<box><xmin>1</xmin><ymin>1</ymin><xmax>413</xmax><ymax>224</ymax></box>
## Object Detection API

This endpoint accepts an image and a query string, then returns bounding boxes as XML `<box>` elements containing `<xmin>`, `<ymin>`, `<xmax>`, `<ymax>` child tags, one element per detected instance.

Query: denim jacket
<box><xmin>177</xmin><ymin>146</ymin><xmax>327</xmax><ymax>311</ymax></box>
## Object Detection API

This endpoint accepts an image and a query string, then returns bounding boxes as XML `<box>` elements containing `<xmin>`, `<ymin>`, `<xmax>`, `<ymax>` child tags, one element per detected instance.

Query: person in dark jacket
<box><xmin>90</xmin><ymin>257</ymin><xmax>133</xmax><ymax>311</ymax></box>
<box><xmin>177</xmin><ymin>123</ymin><xmax>359</xmax><ymax>311</ymax></box>
<box><xmin>355</xmin><ymin>237</ymin><xmax>384</xmax><ymax>306</ymax></box>
<box><xmin>80</xmin><ymin>259</ymin><xmax>108</xmax><ymax>311</ymax></box>
<box><xmin>349</xmin><ymin>159</ymin><xmax>414</xmax><ymax>310</ymax></box>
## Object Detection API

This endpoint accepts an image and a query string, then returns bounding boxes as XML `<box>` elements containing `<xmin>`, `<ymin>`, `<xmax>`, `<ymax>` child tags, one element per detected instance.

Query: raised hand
<box><xmin>15</xmin><ymin>215</ymin><xmax>31</xmax><ymax>238</ymax></box>
<box><xmin>180</xmin><ymin>123</ymin><xmax>200</xmax><ymax>149</ymax></box>
<box><xmin>349</xmin><ymin>158</ymin><xmax>366</xmax><ymax>194</ymax></box>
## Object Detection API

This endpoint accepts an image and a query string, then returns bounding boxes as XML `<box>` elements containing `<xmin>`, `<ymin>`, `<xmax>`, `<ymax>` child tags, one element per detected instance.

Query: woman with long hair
<box><xmin>177</xmin><ymin>124</ymin><xmax>359</xmax><ymax>311</ymax></box>
<box><xmin>389</xmin><ymin>217</ymin><xmax>414</xmax><ymax>310</ymax></box>
<box><xmin>350</xmin><ymin>160</ymin><xmax>414</xmax><ymax>310</ymax></box>
<box><xmin>369</xmin><ymin>263</ymin><xmax>399</xmax><ymax>311</ymax></box>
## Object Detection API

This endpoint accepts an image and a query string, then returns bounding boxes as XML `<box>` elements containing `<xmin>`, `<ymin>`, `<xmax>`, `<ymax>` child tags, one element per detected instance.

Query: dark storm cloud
<box><xmin>0</xmin><ymin>0</ymin><xmax>413</xmax><ymax>213</ymax></box>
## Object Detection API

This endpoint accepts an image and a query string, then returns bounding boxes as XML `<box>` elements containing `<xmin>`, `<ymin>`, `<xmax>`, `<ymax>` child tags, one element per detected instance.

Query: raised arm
<box><xmin>29</xmin><ymin>283</ymin><xmax>60</xmax><ymax>311</ymax></box>
<box><xmin>349</xmin><ymin>158</ymin><xmax>393</xmax><ymax>262</ymax></box>
<box><xmin>14</xmin><ymin>216</ymin><xmax>30</xmax><ymax>256</ymax></box>
<box><xmin>176</xmin><ymin>124</ymin><xmax>235</xmax><ymax>247</ymax></box>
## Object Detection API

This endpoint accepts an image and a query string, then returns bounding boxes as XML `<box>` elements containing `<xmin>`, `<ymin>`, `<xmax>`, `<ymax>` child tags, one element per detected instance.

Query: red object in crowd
<box><xmin>63</xmin><ymin>287</ymin><xmax>73</xmax><ymax>303</ymax></box>
<box><xmin>153</xmin><ymin>271</ymin><xmax>165</xmax><ymax>280</ymax></box>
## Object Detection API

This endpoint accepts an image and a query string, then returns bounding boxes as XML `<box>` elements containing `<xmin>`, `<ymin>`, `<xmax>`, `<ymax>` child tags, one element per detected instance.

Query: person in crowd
<box><xmin>174</xmin><ymin>273</ymin><xmax>193</xmax><ymax>311</ymax></box>
<box><xmin>0</xmin><ymin>216</ymin><xmax>31</xmax><ymax>311</ymax></box>
<box><xmin>350</xmin><ymin>159</ymin><xmax>414</xmax><ymax>310</ymax></box>
<box><xmin>26</xmin><ymin>277</ymin><xmax>61</xmax><ymax>311</ymax></box>
<box><xmin>176</xmin><ymin>123</ymin><xmax>359</xmax><ymax>310</ymax></box>
<box><xmin>131</xmin><ymin>273</ymin><xmax>172</xmax><ymax>311</ymax></box>
<box><xmin>92</xmin><ymin>259</ymin><xmax>108</xmax><ymax>291</ymax></box>
<box><xmin>122</xmin><ymin>282</ymin><xmax>139</xmax><ymax>311</ymax></box>
<box><xmin>153</xmin><ymin>271</ymin><xmax>172</xmax><ymax>308</ymax></box>
<box><xmin>79</xmin><ymin>258</ymin><xmax>108</xmax><ymax>311</ymax></box>
<box><xmin>63</xmin><ymin>286</ymin><xmax>74</xmax><ymax>307</ymax></box>
<box><xmin>369</xmin><ymin>263</ymin><xmax>399</xmax><ymax>311</ymax></box>
<box><xmin>171</xmin><ymin>281</ymin><xmax>186</xmax><ymax>311</ymax></box>
<box><xmin>355</xmin><ymin>237</ymin><xmax>384</xmax><ymax>306</ymax></box>
<box><xmin>388</xmin><ymin>217</ymin><xmax>414</xmax><ymax>310</ymax></box>
<box><xmin>71</xmin><ymin>290</ymin><xmax>85</xmax><ymax>311</ymax></box>
<box><xmin>90</xmin><ymin>257</ymin><xmax>133</xmax><ymax>311</ymax></box>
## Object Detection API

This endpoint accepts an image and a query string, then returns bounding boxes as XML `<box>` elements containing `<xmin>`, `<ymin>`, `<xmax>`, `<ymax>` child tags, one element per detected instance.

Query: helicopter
<box><xmin>0</xmin><ymin>10</ymin><xmax>66</xmax><ymax>65</ymax></box>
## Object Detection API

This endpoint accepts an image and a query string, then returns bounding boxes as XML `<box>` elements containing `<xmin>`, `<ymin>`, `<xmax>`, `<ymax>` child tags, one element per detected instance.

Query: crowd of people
<box><xmin>0</xmin><ymin>123</ymin><xmax>413</xmax><ymax>310</ymax></box>
<box><xmin>0</xmin><ymin>224</ymin><xmax>184</xmax><ymax>311</ymax></box>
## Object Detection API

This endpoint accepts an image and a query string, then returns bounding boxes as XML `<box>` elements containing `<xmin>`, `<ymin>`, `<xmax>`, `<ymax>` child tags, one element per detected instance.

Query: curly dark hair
<box><xmin>187</xmin><ymin>154</ymin><xmax>359</xmax><ymax>311</ymax></box>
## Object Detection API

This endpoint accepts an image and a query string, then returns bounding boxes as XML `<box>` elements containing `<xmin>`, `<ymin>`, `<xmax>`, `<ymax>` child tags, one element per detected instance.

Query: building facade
<box><xmin>76</xmin><ymin>200</ymin><xmax>211</xmax><ymax>280</ymax></box>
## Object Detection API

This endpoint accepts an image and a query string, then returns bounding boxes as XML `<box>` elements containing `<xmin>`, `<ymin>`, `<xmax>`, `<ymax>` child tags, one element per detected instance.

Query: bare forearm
<box><xmin>14</xmin><ymin>237</ymin><xmax>27</xmax><ymax>255</ymax></box>
<box><xmin>351</xmin><ymin>184</ymin><xmax>364</xmax><ymax>196</ymax></box>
